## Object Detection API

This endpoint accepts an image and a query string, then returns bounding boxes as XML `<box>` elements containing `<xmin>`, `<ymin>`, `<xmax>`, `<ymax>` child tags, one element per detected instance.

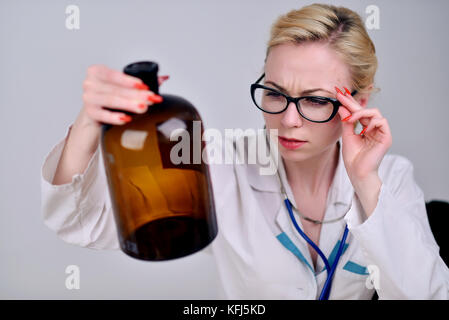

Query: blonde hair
<box><xmin>265</xmin><ymin>3</ymin><xmax>378</xmax><ymax>95</ymax></box>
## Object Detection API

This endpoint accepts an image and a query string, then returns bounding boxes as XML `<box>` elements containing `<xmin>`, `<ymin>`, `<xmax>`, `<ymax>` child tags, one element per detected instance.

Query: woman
<box><xmin>41</xmin><ymin>4</ymin><xmax>449</xmax><ymax>299</ymax></box>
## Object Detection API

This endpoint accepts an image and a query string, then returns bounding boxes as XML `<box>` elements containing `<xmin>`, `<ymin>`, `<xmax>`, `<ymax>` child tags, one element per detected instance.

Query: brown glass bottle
<box><xmin>100</xmin><ymin>61</ymin><xmax>218</xmax><ymax>261</ymax></box>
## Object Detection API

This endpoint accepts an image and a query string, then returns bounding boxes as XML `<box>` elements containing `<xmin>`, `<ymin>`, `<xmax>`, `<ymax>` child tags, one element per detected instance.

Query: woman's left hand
<box><xmin>335</xmin><ymin>87</ymin><xmax>393</xmax><ymax>181</ymax></box>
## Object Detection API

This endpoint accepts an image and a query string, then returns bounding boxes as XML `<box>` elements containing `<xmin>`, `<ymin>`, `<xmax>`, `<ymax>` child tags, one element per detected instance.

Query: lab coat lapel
<box><xmin>245</xmin><ymin>129</ymin><xmax>315</xmax><ymax>273</ymax></box>
<box><xmin>273</xmin><ymin>149</ymin><xmax>316</xmax><ymax>273</ymax></box>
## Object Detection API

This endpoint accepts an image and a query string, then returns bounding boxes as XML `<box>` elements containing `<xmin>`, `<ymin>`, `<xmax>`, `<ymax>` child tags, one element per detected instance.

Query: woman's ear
<box><xmin>356</xmin><ymin>83</ymin><xmax>373</xmax><ymax>108</ymax></box>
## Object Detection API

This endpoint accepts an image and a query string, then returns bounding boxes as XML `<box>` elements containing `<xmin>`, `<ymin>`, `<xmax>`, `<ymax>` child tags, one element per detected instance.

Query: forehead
<box><xmin>264</xmin><ymin>42</ymin><xmax>351</xmax><ymax>91</ymax></box>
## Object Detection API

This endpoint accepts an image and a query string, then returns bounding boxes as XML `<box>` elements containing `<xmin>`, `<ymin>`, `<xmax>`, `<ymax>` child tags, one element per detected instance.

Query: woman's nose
<box><xmin>281</xmin><ymin>101</ymin><xmax>303</xmax><ymax>128</ymax></box>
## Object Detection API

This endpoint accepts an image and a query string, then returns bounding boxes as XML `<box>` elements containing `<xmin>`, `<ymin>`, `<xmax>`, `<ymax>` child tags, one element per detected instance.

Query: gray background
<box><xmin>1</xmin><ymin>0</ymin><xmax>448</xmax><ymax>299</ymax></box>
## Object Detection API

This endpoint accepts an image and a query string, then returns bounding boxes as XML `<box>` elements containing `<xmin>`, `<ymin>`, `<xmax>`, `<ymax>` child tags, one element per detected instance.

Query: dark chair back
<box><xmin>426</xmin><ymin>200</ymin><xmax>449</xmax><ymax>267</ymax></box>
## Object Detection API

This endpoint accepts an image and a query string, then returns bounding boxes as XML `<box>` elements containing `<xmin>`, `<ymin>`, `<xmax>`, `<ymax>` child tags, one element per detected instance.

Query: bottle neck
<box><xmin>123</xmin><ymin>61</ymin><xmax>159</xmax><ymax>95</ymax></box>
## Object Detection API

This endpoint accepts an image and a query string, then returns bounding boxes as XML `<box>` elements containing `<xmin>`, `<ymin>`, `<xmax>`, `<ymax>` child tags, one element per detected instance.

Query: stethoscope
<box><xmin>265</xmin><ymin>128</ymin><xmax>349</xmax><ymax>300</ymax></box>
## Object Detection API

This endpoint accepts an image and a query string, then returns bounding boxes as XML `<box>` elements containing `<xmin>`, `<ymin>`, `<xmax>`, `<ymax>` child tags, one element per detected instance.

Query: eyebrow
<box><xmin>265</xmin><ymin>80</ymin><xmax>334</xmax><ymax>96</ymax></box>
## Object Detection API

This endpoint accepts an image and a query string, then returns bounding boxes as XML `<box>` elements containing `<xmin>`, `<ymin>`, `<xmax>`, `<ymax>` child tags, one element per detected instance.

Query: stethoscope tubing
<box><xmin>285</xmin><ymin>198</ymin><xmax>331</xmax><ymax>271</ymax></box>
<box><xmin>284</xmin><ymin>197</ymin><xmax>349</xmax><ymax>300</ymax></box>
<box><xmin>319</xmin><ymin>224</ymin><xmax>349</xmax><ymax>299</ymax></box>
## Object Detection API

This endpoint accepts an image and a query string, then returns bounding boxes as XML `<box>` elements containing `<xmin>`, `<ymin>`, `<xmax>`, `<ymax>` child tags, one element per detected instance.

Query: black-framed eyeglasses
<box><xmin>250</xmin><ymin>73</ymin><xmax>357</xmax><ymax>123</ymax></box>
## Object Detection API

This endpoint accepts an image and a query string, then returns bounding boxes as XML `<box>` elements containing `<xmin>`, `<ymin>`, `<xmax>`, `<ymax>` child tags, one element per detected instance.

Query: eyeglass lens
<box><xmin>253</xmin><ymin>87</ymin><xmax>334</xmax><ymax>121</ymax></box>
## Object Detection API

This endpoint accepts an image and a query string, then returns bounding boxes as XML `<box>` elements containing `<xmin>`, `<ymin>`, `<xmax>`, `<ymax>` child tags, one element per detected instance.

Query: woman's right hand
<box><xmin>80</xmin><ymin>64</ymin><xmax>168</xmax><ymax>127</ymax></box>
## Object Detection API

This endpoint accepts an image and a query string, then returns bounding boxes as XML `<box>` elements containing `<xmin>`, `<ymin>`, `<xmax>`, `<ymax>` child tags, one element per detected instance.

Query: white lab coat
<box><xmin>41</xmin><ymin>124</ymin><xmax>449</xmax><ymax>299</ymax></box>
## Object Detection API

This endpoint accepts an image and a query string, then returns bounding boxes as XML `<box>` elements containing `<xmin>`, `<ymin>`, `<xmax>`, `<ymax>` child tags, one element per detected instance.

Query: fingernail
<box><xmin>119</xmin><ymin>115</ymin><xmax>132</xmax><ymax>122</ymax></box>
<box><xmin>342</xmin><ymin>115</ymin><xmax>352</xmax><ymax>122</ymax></box>
<box><xmin>134</xmin><ymin>83</ymin><xmax>149</xmax><ymax>90</ymax></box>
<box><xmin>148</xmin><ymin>94</ymin><xmax>163</xmax><ymax>103</ymax></box>
<box><xmin>335</xmin><ymin>86</ymin><xmax>344</xmax><ymax>95</ymax></box>
<box><xmin>138</xmin><ymin>103</ymin><xmax>146</xmax><ymax>110</ymax></box>
<box><xmin>360</xmin><ymin>127</ymin><xmax>367</xmax><ymax>135</ymax></box>
<box><xmin>344</xmin><ymin>87</ymin><xmax>351</xmax><ymax>95</ymax></box>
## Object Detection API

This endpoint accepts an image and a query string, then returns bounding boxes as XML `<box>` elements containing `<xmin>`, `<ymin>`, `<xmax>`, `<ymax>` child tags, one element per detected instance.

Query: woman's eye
<box><xmin>266</xmin><ymin>91</ymin><xmax>281</xmax><ymax>97</ymax></box>
<box><xmin>305</xmin><ymin>97</ymin><xmax>328</xmax><ymax>105</ymax></box>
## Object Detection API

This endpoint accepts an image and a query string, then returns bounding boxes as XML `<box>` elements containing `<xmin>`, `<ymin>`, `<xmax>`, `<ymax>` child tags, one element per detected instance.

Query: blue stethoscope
<box><xmin>284</xmin><ymin>197</ymin><xmax>349</xmax><ymax>300</ymax></box>
<box><xmin>266</xmin><ymin>129</ymin><xmax>349</xmax><ymax>300</ymax></box>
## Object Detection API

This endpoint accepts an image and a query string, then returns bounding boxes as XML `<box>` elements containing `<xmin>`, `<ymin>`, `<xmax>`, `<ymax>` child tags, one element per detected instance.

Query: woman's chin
<box><xmin>279</xmin><ymin>149</ymin><xmax>309</xmax><ymax>162</ymax></box>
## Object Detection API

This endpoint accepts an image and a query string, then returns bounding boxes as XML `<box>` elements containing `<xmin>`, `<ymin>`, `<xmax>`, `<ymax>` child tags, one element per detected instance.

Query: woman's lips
<box><xmin>278</xmin><ymin>136</ymin><xmax>307</xmax><ymax>150</ymax></box>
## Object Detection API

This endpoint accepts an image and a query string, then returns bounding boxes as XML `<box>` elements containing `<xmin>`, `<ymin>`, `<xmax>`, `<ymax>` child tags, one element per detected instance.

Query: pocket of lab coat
<box><xmin>333</xmin><ymin>248</ymin><xmax>375</xmax><ymax>299</ymax></box>
<box><xmin>328</xmin><ymin>258</ymin><xmax>374</xmax><ymax>300</ymax></box>
<box><xmin>339</xmin><ymin>248</ymin><xmax>370</xmax><ymax>280</ymax></box>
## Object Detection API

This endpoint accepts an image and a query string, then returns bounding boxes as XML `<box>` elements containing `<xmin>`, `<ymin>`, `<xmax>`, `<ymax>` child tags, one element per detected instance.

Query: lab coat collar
<box><xmin>246</xmin><ymin>130</ymin><xmax>353</xmax><ymax>208</ymax></box>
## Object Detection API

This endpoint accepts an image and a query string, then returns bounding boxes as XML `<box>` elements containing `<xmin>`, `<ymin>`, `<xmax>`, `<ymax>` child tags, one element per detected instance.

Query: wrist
<box><xmin>74</xmin><ymin>109</ymin><xmax>102</xmax><ymax>131</ymax></box>
<box><xmin>69</xmin><ymin>110</ymin><xmax>102</xmax><ymax>155</ymax></box>
<box><xmin>351</xmin><ymin>173</ymin><xmax>382</xmax><ymax>218</ymax></box>
<box><xmin>351</xmin><ymin>172</ymin><xmax>380</xmax><ymax>191</ymax></box>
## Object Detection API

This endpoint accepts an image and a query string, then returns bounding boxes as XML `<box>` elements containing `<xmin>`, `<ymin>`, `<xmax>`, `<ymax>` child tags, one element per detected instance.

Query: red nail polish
<box><xmin>148</xmin><ymin>95</ymin><xmax>163</xmax><ymax>103</ymax></box>
<box><xmin>335</xmin><ymin>86</ymin><xmax>344</xmax><ymax>95</ymax></box>
<box><xmin>138</xmin><ymin>103</ymin><xmax>146</xmax><ymax>109</ymax></box>
<box><xmin>134</xmin><ymin>83</ymin><xmax>149</xmax><ymax>90</ymax></box>
<box><xmin>342</xmin><ymin>115</ymin><xmax>352</xmax><ymax>122</ymax></box>
<box><xmin>119</xmin><ymin>115</ymin><xmax>132</xmax><ymax>122</ymax></box>
<box><xmin>344</xmin><ymin>87</ymin><xmax>351</xmax><ymax>95</ymax></box>
<box><xmin>360</xmin><ymin>127</ymin><xmax>367</xmax><ymax>135</ymax></box>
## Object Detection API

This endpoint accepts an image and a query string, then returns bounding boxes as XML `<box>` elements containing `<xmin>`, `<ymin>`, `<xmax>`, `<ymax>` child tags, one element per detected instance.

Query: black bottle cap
<box><xmin>123</xmin><ymin>61</ymin><xmax>159</xmax><ymax>95</ymax></box>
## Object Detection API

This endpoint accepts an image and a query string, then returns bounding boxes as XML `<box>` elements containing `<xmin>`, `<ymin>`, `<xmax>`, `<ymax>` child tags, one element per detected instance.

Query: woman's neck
<box><xmin>283</xmin><ymin>141</ymin><xmax>340</xmax><ymax>197</ymax></box>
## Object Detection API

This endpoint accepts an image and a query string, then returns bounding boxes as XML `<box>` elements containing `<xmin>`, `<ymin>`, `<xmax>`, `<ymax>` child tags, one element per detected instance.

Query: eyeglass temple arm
<box><xmin>255</xmin><ymin>73</ymin><xmax>265</xmax><ymax>84</ymax></box>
